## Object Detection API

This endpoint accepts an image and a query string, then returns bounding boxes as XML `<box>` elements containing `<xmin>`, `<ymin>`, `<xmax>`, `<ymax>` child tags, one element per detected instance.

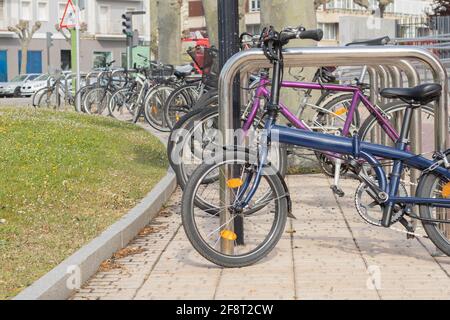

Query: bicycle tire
<box><xmin>181</xmin><ymin>150</ymin><xmax>288</xmax><ymax>268</ymax></box>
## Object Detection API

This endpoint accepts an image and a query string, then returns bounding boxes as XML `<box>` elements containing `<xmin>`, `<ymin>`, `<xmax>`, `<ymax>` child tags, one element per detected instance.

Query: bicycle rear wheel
<box><xmin>109</xmin><ymin>88</ymin><xmax>138</xmax><ymax>121</ymax></box>
<box><xmin>83</xmin><ymin>88</ymin><xmax>112</xmax><ymax>116</ymax></box>
<box><xmin>417</xmin><ymin>171</ymin><xmax>450</xmax><ymax>256</ymax></box>
<box><xmin>163</xmin><ymin>83</ymin><xmax>203</xmax><ymax>129</ymax></box>
<box><xmin>143</xmin><ymin>84</ymin><xmax>175</xmax><ymax>132</ymax></box>
<box><xmin>37</xmin><ymin>88</ymin><xmax>61</xmax><ymax>108</ymax></box>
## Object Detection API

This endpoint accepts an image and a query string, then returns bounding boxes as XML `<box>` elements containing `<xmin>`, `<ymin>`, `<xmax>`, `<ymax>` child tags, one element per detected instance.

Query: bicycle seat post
<box><xmin>381</xmin><ymin>102</ymin><xmax>415</xmax><ymax>227</ymax></box>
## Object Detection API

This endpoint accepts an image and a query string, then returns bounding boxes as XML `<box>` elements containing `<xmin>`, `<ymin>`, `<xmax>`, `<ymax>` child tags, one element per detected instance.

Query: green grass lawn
<box><xmin>0</xmin><ymin>108</ymin><xmax>168</xmax><ymax>299</ymax></box>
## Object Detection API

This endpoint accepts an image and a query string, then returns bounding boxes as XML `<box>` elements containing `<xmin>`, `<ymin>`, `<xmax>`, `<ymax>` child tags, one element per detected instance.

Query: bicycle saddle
<box><xmin>380</xmin><ymin>83</ymin><xmax>442</xmax><ymax>106</ymax></box>
<box><xmin>346</xmin><ymin>36</ymin><xmax>390</xmax><ymax>46</ymax></box>
<box><xmin>174</xmin><ymin>65</ymin><xmax>194</xmax><ymax>77</ymax></box>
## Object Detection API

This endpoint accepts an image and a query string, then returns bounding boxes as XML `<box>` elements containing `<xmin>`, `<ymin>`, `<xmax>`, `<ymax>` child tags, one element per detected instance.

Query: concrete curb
<box><xmin>14</xmin><ymin>169</ymin><xmax>177</xmax><ymax>300</ymax></box>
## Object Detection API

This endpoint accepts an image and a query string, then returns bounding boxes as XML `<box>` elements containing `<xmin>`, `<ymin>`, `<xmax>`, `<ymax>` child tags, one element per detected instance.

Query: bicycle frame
<box><xmin>242</xmin><ymin>77</ymin><xmax>400</xmax><ymax>143</ymax></box>
<box><xmin>231</xmin><ymin>71</ymin><xmax>449</xmax><ymax>227</ymax></box>
<box><xmin>235</xmin><ymin>121</ymin><xmax>450</xmax><ymax>229</ymax></box>
<box><xmin>273</xmin><ymin>124</ymin><xmax>450</xmax><ymax>206</ymax></box>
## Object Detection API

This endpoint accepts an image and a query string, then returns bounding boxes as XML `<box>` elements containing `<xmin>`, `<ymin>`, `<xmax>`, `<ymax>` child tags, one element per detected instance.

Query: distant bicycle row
<box><xmin>31</xmin><ymin>47</ymin><xmax>218</xmax><ymax>132</ymax></box>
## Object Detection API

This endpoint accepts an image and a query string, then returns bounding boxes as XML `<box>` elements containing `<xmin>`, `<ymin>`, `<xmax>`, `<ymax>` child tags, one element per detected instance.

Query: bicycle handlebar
<box><xmin>278</xmin><ymin>27</ymin><xmax>323</xmax><ymax>43</ymax></box>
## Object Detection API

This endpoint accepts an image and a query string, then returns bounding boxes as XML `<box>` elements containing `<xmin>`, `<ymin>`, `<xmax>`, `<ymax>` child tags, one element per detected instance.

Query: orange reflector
<box><xmin>221</xmin><ymin>230</ymin><xmax>237</xmax><ymax>241</ymax></box>
<box><xmin>175</xmin><ymin>113</ymin><xmax>180</xmax><ymax>122</ymax></box>
<box><xmin>334</xmin><ymin>107</ymin><xmax>348</xmax><ymax>116</ymax></box>
<box><xmin>442</xmin><ymin>183</ymin><xmax>450</xmax><ymax>198</ymax></box>
<box><xmin>151</xmin><ymin>105</ymin><xmax>157</xmax><ymax>114</ymax></box>
<box><xmin>227</xmin><ymin>178</ymin><xmax>243</xmax><ymax>189</ymax></box>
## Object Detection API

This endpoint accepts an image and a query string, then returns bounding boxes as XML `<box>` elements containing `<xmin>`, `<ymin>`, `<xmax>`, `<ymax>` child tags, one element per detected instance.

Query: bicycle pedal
<box><xmin>331</xmin><ymin>185</ymin><xmax>345</xmax><ymax>197</ymax></box>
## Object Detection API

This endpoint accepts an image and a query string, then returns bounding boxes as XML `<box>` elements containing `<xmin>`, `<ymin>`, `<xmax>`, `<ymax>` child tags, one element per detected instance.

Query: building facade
<box><xmin>183</xmin><ymin>0</ymin><xmax>433</xmax><ymax>46</ymax></box>
<box><xmin>0</xmin><ymin>0</ymin><xmax>435</xmax><ymax>82</ymax></box>
<box><xmin>0</xmin><ymin>0</ymin><xmax>149</xmax><ymax>81</ymax></box>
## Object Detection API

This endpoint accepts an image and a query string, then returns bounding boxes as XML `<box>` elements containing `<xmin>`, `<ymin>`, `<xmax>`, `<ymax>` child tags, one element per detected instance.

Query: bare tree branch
<box><xmin>7</xmin><ymin>19</ymin><xmax>41</xmax><ymax>73</ymax></box>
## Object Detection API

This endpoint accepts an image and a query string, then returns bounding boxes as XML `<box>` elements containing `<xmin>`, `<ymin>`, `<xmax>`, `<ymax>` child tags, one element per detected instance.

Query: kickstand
<box><xmin>399</xmin><ymin>217</ymin><xmax>415</xmax><ymax>239</ymax></box>
<box><xmin>331</xmin><ymin>158</ymin><xmax>345</xmax><ymax>197</ymax></box>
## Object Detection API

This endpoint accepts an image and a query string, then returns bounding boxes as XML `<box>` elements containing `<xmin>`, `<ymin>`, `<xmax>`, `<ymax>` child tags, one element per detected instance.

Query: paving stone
<box><xmin>71</xmin><ymin>175</ymin><xmax>450</xmax><ymax>300</ymax></box>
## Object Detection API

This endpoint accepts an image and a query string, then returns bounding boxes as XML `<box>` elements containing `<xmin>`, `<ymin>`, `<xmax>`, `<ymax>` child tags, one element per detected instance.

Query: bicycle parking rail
<box><xmin>218</xmin><ymin>46</ymin><xmax>449</xmax><ymax>254</ymax></box>
<box><xmin>85</xmin><ymin>71</ymin><xmax>100</xmax><ymax>86</ymax></box>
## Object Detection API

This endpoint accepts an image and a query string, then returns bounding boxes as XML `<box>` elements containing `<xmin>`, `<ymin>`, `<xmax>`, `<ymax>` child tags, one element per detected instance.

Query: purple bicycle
<box><xmin>169</xmin><ymin>63</ymin><xmax>435</xmax><ymax>197</ymax></box>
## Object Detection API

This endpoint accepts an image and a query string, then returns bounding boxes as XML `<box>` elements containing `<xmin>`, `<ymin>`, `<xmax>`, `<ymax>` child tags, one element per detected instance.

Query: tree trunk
<box><xmin>157</xmin><ymin>0</ymin><xmax>182</xmax><ymax>65</ymax></box>
<box><xmin>260</xmin><ymin>0</ymin><xmax>318</xmax><ymax>116</ymax></box>
<box><xmin>239</xmin><ymin>0</ymin><xmax>246</xmax><ymax>34</ymax></box>
<box><xmin>202</xmin><ymin>0</ymin><xmax>218</xmax><ymax>47</ymax></box>
<box><xmin>20</xmin><ymin>42</ymin><xmax>28</xmax><ymax>74</ymax></box>
<box><xmin>203</xmin><ymin>0</ymin><xmax>247</xmax><ymax>48</ymax></box>
<box><xmin>149</xmin><ymin>0</ymin><xmax>158</xmax><ymax>59</ymax></box>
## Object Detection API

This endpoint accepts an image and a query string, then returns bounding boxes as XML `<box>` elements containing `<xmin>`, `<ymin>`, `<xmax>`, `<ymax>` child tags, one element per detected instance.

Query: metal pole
<box><xmin>127</xmin><ymin>40</ymin><xmax>133</xmax><ymax>70</ymax></box>
<box><xmin>218</xmin><ymin>0</ymin><xmax>241</xmax><ymax>253</ymax></box>
<box><xmin>74</xmin><ymin>0</ymin><xmax>81</xmax><ymax>112</ymax></box>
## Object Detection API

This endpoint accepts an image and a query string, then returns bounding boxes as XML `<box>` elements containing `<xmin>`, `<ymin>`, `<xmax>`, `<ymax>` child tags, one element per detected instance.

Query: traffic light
<box><xmin>122</xmin><ymin>13</ymin><xmax>133</xmax><ymax>37</ymax></box>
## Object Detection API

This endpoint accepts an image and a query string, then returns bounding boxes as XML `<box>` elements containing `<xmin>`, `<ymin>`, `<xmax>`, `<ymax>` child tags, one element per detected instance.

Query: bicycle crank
<box><xmin>355</xmin><ymin>180</ymin><xmax>407</xmax><ymax>227</ymax></box>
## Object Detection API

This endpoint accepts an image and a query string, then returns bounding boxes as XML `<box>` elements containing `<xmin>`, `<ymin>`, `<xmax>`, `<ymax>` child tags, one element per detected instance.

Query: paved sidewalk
<box><xmin>71</xmin><ymin>175</ymin><xmax>450</xmax><ymax>300</ymax></box>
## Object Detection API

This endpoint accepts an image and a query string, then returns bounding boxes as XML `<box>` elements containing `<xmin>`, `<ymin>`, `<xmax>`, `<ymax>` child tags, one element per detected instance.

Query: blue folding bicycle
<box><xmin>181</xmin><ymin>26</ymin><xmax>450</xmax><ymax>268</ymax></box>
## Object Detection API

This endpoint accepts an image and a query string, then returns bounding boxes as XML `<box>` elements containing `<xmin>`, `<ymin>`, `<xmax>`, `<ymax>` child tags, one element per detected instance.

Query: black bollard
<box><xmin>218</xmin><ymin>0</ymin><xmax>244</xmax><ymax>245</ymax></box>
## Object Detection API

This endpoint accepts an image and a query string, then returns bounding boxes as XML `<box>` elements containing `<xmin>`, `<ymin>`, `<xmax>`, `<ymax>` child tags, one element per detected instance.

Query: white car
<box><xmin>0</xmin><ymin>74</ymin><xmax>41</xmax><ymax>97</ymax></box>
<box><xmin>20</xmin><ymin>74</ymin><xmax>54</xmax><ymax>97</ymax></box>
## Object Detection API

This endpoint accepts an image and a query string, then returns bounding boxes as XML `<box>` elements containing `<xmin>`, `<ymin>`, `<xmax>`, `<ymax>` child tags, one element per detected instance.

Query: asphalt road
<box><xmin>0</xmin><ymin>97</ymin><xmax>33</xmax><ymax>107</ymax></box>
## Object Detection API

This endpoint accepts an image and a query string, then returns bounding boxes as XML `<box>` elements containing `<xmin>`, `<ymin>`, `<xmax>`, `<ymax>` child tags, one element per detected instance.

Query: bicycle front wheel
<box><xmin>181</xmin><ymin>150</ymin><xmax>288</xmax><ymax>268</ymax></box>
<box><xmin>109</xmin><ymin>88</ymin><xmax>138</xmax><ymax>121</ymax></box>
<box><xmin>163</xmin><ymin>83</ymin><xmax>203</xmax><ymax>130</ymax></box>
<box><xmin>83</xmin><ymin>88</ymin><xmax>112</xmax><ymax>116</ymax></box>
<box><xmin>144</xmin><ymin>84</ymin><xmax>175</xmax><ymax>132</ymax></box>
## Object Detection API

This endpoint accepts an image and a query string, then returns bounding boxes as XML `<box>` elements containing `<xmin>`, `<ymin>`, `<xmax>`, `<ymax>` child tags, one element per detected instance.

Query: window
<box><xmin>61</xmin><ymin>50</ymin><xmax>71</xmax><ymax>71</ymax></box>
<box><xmin>127</xmin><ymin>7</ymin><xmax>143</xmax><ymax>34</ymax></box>
<box><xmin>21</xmin><ymin>1</ymin><xmax>32</xmax><ymax>21</ymax></box>
<box><xmin>249</xmin><ymin>0</ymin><xmax>260</xmax><ymax>12</ymax></box>
<box><xmin>93</xmin><ymin>52</ymin><xmax>112</xmax><ymax>68</ymax></box>
<box><xmin>324</xmin><ymin>0</ymin><xmax>394</xmax><ymax>12</ymax></box>
<box><xmin>189</xmin><ymin>1</ymin><xmax>204</xmax><ymax>17</ymax></box>
<box><xmin>38</xmin><ymin>1</ymin><xmax>49</xmax><ymax>21</ymax></box>
<box><xmin>27</xmin><ymin>74</ymin><xmax>39</xmax><ymax>81</ymax></box>
<box><xmin>58</xmin><ymin>2</ymin><xmax>66</xmax><ymax>21</ymax></box>
<box><xmin>318</xmin><ymin>23</ymin><xmax>338</xmax><ymax>40</ymax></box>
<box><xmin>98</xmin><ymin>5</ymin><xmax>110</xmax><ymax>34</ymax></box>
<box><xmin>0</xmin><ymin>0</ymin><xmax>4</xmax><ymax>21</ymax></box>
<box><xmin>247</xmin><ymin>24</ymin><xmax>261</xmax><ymax>35</ymax></box>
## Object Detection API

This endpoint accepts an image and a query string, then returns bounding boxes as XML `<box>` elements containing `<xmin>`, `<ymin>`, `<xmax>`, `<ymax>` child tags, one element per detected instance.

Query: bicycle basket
<box><xmin>151</xmin><ymin>64</ymin><xmax>174</xmax><ymax>77</ymax></box>
<box><xmin>188</xmin><ymin>46</ymin><xmax>219</xmax><ymax>75</ymax></box>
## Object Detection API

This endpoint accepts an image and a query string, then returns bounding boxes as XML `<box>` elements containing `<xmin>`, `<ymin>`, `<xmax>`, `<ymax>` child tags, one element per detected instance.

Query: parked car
<box><xmin>0</xmin><ymin>82</ymin><xmax>5</xmax><ymax>97</ymax></box>
<box><xmin>20</xmin><ymin>74</ymin><xmax>53</xmax><ymax>97</ymax></box>
<box><xmin>0</xmin><ymin>74</ymin><xmax>41</xmax><ymax>97</ymax></box>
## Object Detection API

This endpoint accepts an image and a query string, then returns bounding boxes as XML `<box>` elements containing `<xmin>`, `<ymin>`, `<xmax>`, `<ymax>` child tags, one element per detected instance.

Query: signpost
<box><xmin>46</xmin><ymin>32</ymin><xmax>53</xmax><ymax>72</ymax></box>
<box><xmin>60</xmin><ymin>0</ymin><xmax>82</xmax><ymax>112</ymax></box>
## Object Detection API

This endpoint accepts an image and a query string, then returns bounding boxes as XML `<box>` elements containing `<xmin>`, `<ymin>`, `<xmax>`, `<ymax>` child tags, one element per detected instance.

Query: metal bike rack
<box><xmin>85</xmin><ymin>71</ymin><xmax>99</xmax><ymax>86</ymax></box>
<box><xmin>63</xmin><ymin>73</ymin><xmax>73</xmax><ymax>106</ymax></box>
<box><xmin>218</xmin><ymin>46</ymin><xmax>449</xmax><ymax>254</ymax></box>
